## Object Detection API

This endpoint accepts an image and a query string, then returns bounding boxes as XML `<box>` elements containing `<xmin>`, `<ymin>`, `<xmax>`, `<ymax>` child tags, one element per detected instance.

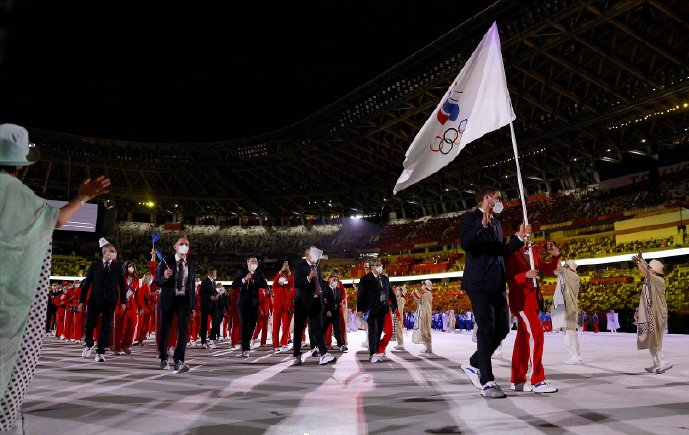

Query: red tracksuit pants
<box><xmin>114</xmin><ymin>310</ymin><xmax>137</xmax><ymax>351</ymax></box>
<box><xmin>272</xmin><ymin>304</ymin><xmax>293</xmax><ymax>349</ymax></box>
<box><xmin>136</xmin><ymin>312</ymin><xmax>151</xmax><ymax>343</ymax></box>
<box><xmin>511</xmin><ymin>294</ymin><xmax>546</xmax><ymax>385</ymax></box>
<box><xmin>253</xmin><ymin>316</ymin><xmax>269</xmax><ymax>346</ymax></box>
<box><xmin>377</xmin><ymin>309</ymin><xmax>393</xmax><ymax>354</ymax></box>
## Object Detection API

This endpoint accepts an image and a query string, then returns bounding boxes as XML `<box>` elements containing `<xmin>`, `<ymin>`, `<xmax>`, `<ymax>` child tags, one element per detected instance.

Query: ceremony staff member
<box><xmin>232</xmin><ymin>256</ymin><xmax>268</xmax><ymax>358</ymax></box>
<box><xmin>78</xmin><ymin>240</ymin><xmax>127</xmax><ymax>363</ymax></box>
<box><xmin>199</xmin><ymin>267</ymin><xmax>219</xmax><ymax>349</ymax></box>
<box><xmin>292</xmin><ymin>247</ymin><xmax>336</xmax><ymax>366</ymax></box>
<box><xmin>505</xmin><ymin>242</ymin><xmax>560</xmax><ymax>393</ymax></box>
<box><xmin>459</xmin><ymin>187</ymin><xmax>528</xmax><ymax>398</ymax></box>
<box><xmin>272</xmin><ymin>263</ymin><xmax>294</xmax><ymax>353</ymax></box>
<box><xmin>358</xmin><ymin>259</ymin><xmax>397</xmax><ymax>363</ymax></box>
<box><xmin>155</xmin><ymin>237</ymin><xmax>196</xmax><ymax>374</ymax></box>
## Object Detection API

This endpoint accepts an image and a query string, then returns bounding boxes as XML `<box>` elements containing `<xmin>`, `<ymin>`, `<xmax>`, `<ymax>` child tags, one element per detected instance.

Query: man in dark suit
<box><xmin>231</xmin><ymin>256</ymin><xmax>268</xmax><ymax>358</ymax></box>
<box><xmin>199</xmin><ymin>267</ymin><xmax>219</xmax><ymax>349</ymax></box>
<box><xmin>292</xmin><ymin>247</ymin><xmax>336</xmax><ymax>366</ymax></box>
<box><xmin>357</xmin><ymin>259</ymin><xmax>397</xmax><ymax>363</ymax></box>
<box><xmin>459</xmin><ymin>187</ymin><xmax>529</xmax><ymax>398</ymax></box>
<box><xmin>155</xmin><ymin>237</ymin><xmax>196</xmax><ymax>374</ymax></box>
<box><xmin>78</xmin><ymin>242</ymin><xmax>127</xmax><ymax>363</ymax></box>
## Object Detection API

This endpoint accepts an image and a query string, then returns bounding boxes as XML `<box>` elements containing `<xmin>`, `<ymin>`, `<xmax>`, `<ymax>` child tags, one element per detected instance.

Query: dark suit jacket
<box><xmin>155</xmin><ymin>255</ymin><xmax>196</xmax><ymax>310</ymax></box>
<box><xmin>357</xmin><ymin>272</ymin><xmax>397</xmax><ymax>315</ymax></box>
<box><xmin>293</xmin><ymin>260</ymin><xmax>322</xmax><ymax>309</ymax></box>
<box><xmin>231</xmin><ymin>268</ymin><xmax>268</xmax><ymax>312</ymax></box>
<box><xmin>79</xmin><ymin>259</ymin><xmax>127</xmax><ymax>307</ymax></box>
<box><xmin>460</xmin><ymin>208</ymin><xmax>524</xmax><ymax>293</ymax></box>
<box><xmin>199</xmin><ymin>277</ymin><xmax>217</xmax><ymax>310</ymax></box>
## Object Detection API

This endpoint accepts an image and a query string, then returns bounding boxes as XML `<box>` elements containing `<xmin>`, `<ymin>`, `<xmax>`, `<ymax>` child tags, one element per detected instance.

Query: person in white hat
<box><xmin>554</xmin><ymin>259</ymin><xmax>583</xmax><ymax>364</ymax></box>
<box><xmin>0</xmin><ymin>123</ymin><xmax>110</xmax><ymax>431</ymax></box>
<box><xmin>631</xmin><ymin>252</ymin><xmax>672</xmax><ymax>374</ymax></box>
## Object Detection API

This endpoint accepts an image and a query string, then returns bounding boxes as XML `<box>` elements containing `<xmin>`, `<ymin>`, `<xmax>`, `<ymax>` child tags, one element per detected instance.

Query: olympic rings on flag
<box><xmin>429</xmin><ymin>119</ymin><xmax>467</xmax><ymax>155</ymax></box>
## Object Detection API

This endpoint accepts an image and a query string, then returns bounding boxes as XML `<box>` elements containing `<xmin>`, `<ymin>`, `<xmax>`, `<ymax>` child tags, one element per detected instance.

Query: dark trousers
<box><xmin>323</xmin><ymin>310</ymin><xmax>344</xmax><ymax>347</ymax></box>
<box><xmin>238</xmin><ymin>303</ymin><xmax>258</xmax><ymax>351</ymax></box>
<box><xmin>367</xmin><ymin>310</ymin><xmax>387</xmax><ymax>357</ymax></box>
<box><xmin>211</xmin><ymin>308</ymin><xmax>222</xmax><ymax>340</ymax></box>
<box><xmin>294</xmin><ymin>298</ymin><xmax>327</xmax><ymax>357</ymax></box>
<box><xmin>158</xmin><ymin>296</ymin><xmax>191</xmax><ymax>362</ymax></box>
<box><xmin>46</xmin><ymin>303</ymin><xmax>58</xmax><ymax>333</ymax></box>
<box><xmin>84</xmin><ymin>302</ymin><xmax>115</xmax><ymax>354</ymax></box>
<box><xmin>200</xmin><ymin>305</ymin><xmax>214</xmax><ymax>344</ymax></box>
<box><xmin>467</xmin><ymin>291</ymin><xmax>510</xmax><ymax>385</ymax></box>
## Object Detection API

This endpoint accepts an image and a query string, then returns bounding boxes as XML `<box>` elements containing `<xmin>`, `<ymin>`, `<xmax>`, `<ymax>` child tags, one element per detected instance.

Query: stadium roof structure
<box><xmin>4</xmin><ymin>0</ymin><xmax>689</xmax><ymax>221</ymax></box>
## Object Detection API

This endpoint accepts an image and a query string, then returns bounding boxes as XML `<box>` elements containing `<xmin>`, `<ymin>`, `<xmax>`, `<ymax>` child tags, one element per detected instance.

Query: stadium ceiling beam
<box><xmin>585</xmin><ymin>3</ymin><xmax>687</xmax><ymax>70</ymax></box>
<box><xmin>519</xmin><ymin>36</ymin><xmax>630</xmax><ymax>104</ymax></box>
<box><xmin>513</xmin><ymin>66</ymin><xmax>594</xmax><ymax>113</ymax></box>
<box><xmin>648</xmin><ymin>0</ymin><xmax>689</xmax><ymax>32</ymax></box>
<box><xmin>550</xmin><ymin>22</ymin><xmax>662</xmax><ymax>89</ymax></box>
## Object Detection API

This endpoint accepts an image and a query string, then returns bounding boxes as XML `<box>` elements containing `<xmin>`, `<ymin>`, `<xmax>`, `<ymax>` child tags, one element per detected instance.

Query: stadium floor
<box><xmin>14</xmin><ymin>330</ymin><xmax>689</xmax><ymax>435</ymax></box>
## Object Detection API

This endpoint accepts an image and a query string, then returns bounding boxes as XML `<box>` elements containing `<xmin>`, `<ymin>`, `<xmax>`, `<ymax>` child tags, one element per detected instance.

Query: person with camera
<box><xmin>272</xmin><ymin>261</ymin><xmax>294</xmax><ymax>353</ymax></box>
<box><xmin>505</xmin><ymin>241</ymin><xmax>561</xmax><ymax>394</ymax></box>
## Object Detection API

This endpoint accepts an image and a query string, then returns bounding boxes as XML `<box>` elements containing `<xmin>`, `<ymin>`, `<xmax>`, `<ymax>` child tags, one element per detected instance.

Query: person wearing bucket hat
<box><xmin>0</xmin><ymin>123</ymin><xmax>111</xmax><ymax>431</ymax></box>
<box><xmin>631</xmin><ymin>251</ymin><xmax>672</xmax><ymax>374</ymax></box>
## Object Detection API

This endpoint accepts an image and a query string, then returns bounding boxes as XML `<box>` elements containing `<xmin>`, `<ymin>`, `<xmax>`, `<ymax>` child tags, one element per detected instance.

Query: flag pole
<box><xmin>508</xmin><ymin>121</ymin><xmax>537</xmax><ymax>284</ymax></box>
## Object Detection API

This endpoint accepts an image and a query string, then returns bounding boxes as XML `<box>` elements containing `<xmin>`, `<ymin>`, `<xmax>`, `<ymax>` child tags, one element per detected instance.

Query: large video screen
<box><xmin>46</xmin><ymin>200</ymin><xmax>99</xmax><ymax>232</ymax></box>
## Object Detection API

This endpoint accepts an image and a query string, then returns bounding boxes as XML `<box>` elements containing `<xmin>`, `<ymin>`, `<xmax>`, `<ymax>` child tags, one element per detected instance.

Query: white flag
<box><xmin>393</xmin><ymin>22</ymin><xmax>515</xmax><ymax>195</ymax></box>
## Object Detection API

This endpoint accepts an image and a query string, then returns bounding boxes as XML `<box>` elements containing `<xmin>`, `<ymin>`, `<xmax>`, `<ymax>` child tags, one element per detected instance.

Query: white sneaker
<box><xmin>645</xmin><ymin>365</ymin><xmax>657</xmax><ymax>373</ymax></box>
<box><xmin>461</xmin><ymin>363</ymin><xmax>482</xmax><ymax>390</ymax></box>
<box><xmin>310</xmin><ymin>348</ymin><xmax>320</xmax><ymax>358</ymax></box>
<box><xmin>370</xmin><ymin>354</ymin><xmax>382</xmax><ymax>363</ymax></box>
<box><xmin>82</xmin><ymin>346</ymin><xmax>93</xmax><ymax>358</ymax></box>
<box><xmin>319</xmin><ymin>352</ymin><xmax>337</xmax><ymax>365</ymax></box>
<box><xmin>95</xmin><ymin>353</ymin><xmax>105</xmax><ymax>363</ymax></box>
<box><xmin>282</xmin><ymin>344</ymin><xmax>290</xmax><ymax>352</ymax></box>
<box><xmin>655</xmin><ymin>361</ymin><xmax>673</xmax><ymax>374</ymax></box>
<box><xmin>564</xmin><ymin>357</ymin><xmax>583</xmax><ymax>365</ymax></box>
<box><xmin>392</xmin><ymin>345</ymin><xmax>405</xmax><ymax>352</ymax></box>
<box><xmin>510</xmin><ymin>383</ymin><xmax>534</xmax><ymax>392</ymax></box>
<box><xmin>532</xmin><ymin>381</ymin><xmax>558</xmax><ymax>393</ymax></box>
<box><xmin>242</xmin><ymin>351</ymin><xmax>250</xmax><ymax>358</ymax></box>
<box><xmin>209</xmin><ymin>341</ymin><xmax>217</xmax><ymax>349</ymax></box>
<box><xmin>481</xmin><ymin>381</ymin><xmax>506</xmax><ymax>398</ymax></box>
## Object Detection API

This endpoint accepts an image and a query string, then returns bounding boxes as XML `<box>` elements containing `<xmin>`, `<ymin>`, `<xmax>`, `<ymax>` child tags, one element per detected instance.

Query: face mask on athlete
<box><xmin>127</xmin><ymin>267</ymin><xmax>134</xmax><ymax>273</ymax></box>
<box><xmin>491</xmin><ymin>200</ymin><xmax>504</xmax><ymax>214</ymax></box>
<box><xmin>177</xmin><ymin>245</ymin><xmax>189</xmax><ymax>255</ymax></box>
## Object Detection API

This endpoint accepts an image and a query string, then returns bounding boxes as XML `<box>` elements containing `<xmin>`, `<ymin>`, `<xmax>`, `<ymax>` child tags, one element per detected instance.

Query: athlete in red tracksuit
<box><xmin>228</xmin><ymin>285</ymin><xmax>241</xmax><ymax>347</ymax></box>
<box><xmin>271</xmin><ymin>267</ymin><xmax>294</xmax><ymax>352</ymax></box>
<box><xmin>252</xmin><ymin>288</ymin><xmax>272</xmax><ymax>347</ymax></box>
<box><xmin>189</xmin><ymin>280</ymin><xmax>202</xmax><ymax>344</ymax></box>
<box><xmin>135</xmin><ymin>268</ymin><xmax>154</xmax><ymax>346</ymax></box>
<box><xmin>325</xmin><ymin>278</ymin><xmax>348</xmax><ymax>349</ymax></box>
<box><xmin>56</xmin><ymin>282</ymin><xmax>68</xmax><ymax>339</ymax></box>
<box><xmin>114</xmin><ymin>261</ymin><xmax>139</xmax><ymax>355</ymax></box>
<box><xmin>63</xmin><ymin>282</ymin><xmax>80</xmax><ymax>341</ymax></box>
<box><xmin>505</xmin><ymin>242</ymin><xmax>560</xmax><ymax>393</ymax></box>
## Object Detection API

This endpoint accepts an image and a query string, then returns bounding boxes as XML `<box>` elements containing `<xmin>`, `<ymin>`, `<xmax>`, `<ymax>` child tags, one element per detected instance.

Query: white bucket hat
<box><xmin>565</xmin><ymin>259</ymin><xmax>578</xmax><ymax>271</ymax></box>
<box><xmin>0</xmin><ymin>124</ymin><xmax>40</xmax><ymax>166</ymax></box>
<box><xmin>648</xmin><ymin>259</ymin><xmax>664</xmax><ymax>276</ymax></box>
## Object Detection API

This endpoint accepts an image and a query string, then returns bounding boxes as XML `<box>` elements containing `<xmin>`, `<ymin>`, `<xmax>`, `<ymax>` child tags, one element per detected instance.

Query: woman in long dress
<box><xmin>412</xmin><ymin>280</ymin><xmax>433</xmax><ymax>353</ymax></box>
<box><xmin>0</xmin><ymin>123</ymin><xmax>110</xmax><ymax>431</ymax></box>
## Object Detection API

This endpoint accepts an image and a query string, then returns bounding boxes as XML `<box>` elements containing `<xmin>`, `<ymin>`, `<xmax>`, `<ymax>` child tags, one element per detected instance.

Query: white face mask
<box><xmin>127</xmin><ymin>267</ymin><xmax>134</xmax><ymax>273</ymax></box>
<box><xmin>177</xmin><ymin>245</ymin><xmax>189</xmax><ymax>255</ymax></box>
<box><xmin>492</xmin><ymin>200</ymin><xmax>504</xmax><ymax>214</ymax></box>
<box><xmin>248</xmin><ymin>263</ymin><xmax>258</xmax><ymax>272</ymax></box>
<box><xmin>278</xmin><ymin>277</ymin><xmax>287</xmax><ymax>285</ymax></box>
<box><xmin>108</xmin><ymin>252</ymin><xmax>117</xmax><ymax>261</ymax></box>
<box><xmin>375</xmin><ymin>266</ymin><xmax>383</xmax><ymax>274</ymax></box>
